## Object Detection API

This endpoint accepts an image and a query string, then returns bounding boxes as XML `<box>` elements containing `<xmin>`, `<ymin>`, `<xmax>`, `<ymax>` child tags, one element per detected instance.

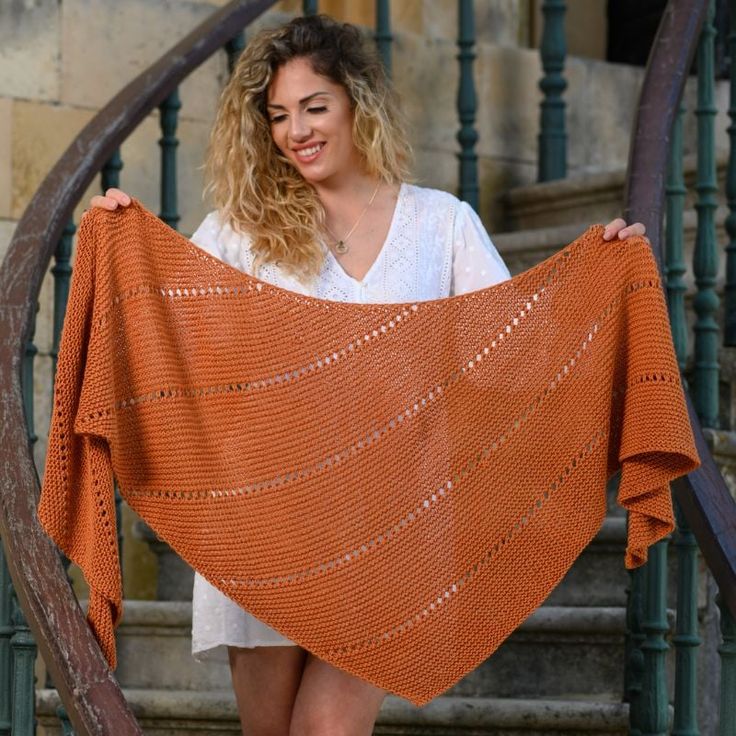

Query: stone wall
<box><xmin>1</xmin><ymin>0</ymin><xmax>664</xmax><ymax>255</ymax></box>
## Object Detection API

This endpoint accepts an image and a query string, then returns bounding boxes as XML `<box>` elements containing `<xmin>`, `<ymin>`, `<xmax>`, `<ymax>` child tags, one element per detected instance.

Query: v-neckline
<box><xmin>324</xmin><ymin>182</ymin><xmax>406</xmax><ymax>284</ymax></box>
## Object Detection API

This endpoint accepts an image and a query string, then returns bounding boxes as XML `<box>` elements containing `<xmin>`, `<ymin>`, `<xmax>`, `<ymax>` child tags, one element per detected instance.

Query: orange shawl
<box><xmin>38</xmin><ymin>199</ymin><xmax>699</xmax><ymax>706</ymax></box>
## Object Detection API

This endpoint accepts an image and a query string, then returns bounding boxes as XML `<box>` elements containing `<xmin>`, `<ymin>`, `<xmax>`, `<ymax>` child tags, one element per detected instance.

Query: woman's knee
<box><xmin>228</xmin><ymin>645</ymin><xmax>307</xmax><ymax>736</ymax></box>
<box><xmin>288</xmin><ymin>654</ymin><xmax>387</xmax><ymax>736</ymax></box>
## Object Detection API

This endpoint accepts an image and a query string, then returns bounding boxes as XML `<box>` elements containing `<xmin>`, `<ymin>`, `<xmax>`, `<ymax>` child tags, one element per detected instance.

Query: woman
<box><xmin>90</xmin><ymin>13</ymin><xmax>646</xmax><ymax>736</ymax></box>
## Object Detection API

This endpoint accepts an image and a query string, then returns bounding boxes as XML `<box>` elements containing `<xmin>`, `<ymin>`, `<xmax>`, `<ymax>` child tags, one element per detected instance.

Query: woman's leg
<box><xmin>228</xmin><ymin>644</ymin><xmax>308</xmax><ymax>736</ymax></box>
<box><xmin>288</xmin><ymin>652</ymin><xmax>388</xmax><ymax>736</ymax></box>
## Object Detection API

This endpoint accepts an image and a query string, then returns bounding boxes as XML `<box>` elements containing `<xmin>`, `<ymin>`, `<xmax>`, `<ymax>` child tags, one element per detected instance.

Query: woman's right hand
<box><xmin>89</xmin><ymin>188</ymin><xmax>132</xmax><ymax>211</ymax></box>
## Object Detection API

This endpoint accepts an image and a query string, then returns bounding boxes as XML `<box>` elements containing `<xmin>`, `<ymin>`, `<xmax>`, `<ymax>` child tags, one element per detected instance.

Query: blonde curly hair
<box><xmin>202</xmin><ymin>14</ymin><xmax>413</xmax><ymax>285</ymax></box>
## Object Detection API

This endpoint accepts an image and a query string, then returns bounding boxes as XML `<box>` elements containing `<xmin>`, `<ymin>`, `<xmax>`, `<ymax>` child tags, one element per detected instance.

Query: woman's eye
<box><xmin>308</xmin><ymin>106</ymin><xmax>327</xmax><ymax>114</ymax></box>
<box><xmin>270</xmin><ymin>114</ymin><xmax>287</xmax><ymax>123</ymax></box>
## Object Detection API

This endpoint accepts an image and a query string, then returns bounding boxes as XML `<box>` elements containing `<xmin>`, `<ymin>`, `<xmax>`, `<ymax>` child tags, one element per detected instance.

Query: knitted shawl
<box><xmin>38</xmin><ymin>199</ymin><xmax>699</xmax><ymax>706</ymax></box>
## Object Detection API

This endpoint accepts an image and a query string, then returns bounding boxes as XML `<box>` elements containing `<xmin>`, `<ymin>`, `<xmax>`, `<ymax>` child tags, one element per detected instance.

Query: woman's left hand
<box><xmin>603</xmin><ymin>217</ymin><xmax>647</xmax><ymax>242</ymax></box>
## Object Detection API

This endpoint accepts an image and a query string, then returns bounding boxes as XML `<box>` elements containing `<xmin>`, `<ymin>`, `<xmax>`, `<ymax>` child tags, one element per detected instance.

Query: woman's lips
<box><xmin>293</xmin><ymin>142</ymin><xmax>326</xmax><ymax>163</ymax></box>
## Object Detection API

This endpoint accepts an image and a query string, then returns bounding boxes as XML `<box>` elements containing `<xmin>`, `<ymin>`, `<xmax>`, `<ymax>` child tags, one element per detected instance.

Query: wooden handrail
<box><xmin>0</xmin><ymin>1</ymin><xmax>277</xmax><ymax>733</ymax></box>
<box><xmin>624</xmin><ymin>0</ymin><xmax>736</xmax><ymax>617</ymax></box>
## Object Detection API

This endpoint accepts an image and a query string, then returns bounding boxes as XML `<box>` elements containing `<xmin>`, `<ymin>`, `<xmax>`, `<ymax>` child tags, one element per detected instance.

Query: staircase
<box><xmin>34</xmin><ymin>519</ymin><xmax>638</xmax><ymax>735</ymax></box>
<box><xmin>31</xmin><ymin>492</ymin><xmax>717</xmax><ymax>734</ymax></box>
<box><xmin>3</xmin><ymin>1</ymin><xmax>736</xmax><ymax>734</ymax></box>
<box><xmin>32</xmin><ymin>168</ymin><xmax>721</xmax><ymax>735</ymax></box>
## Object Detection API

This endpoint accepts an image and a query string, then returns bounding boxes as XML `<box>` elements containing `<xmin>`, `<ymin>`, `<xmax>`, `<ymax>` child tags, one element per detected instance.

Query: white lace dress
<box><xmin>188</xmin><ymin>182</ymin><xmax>511</xmax><ymax>662</ymax></box>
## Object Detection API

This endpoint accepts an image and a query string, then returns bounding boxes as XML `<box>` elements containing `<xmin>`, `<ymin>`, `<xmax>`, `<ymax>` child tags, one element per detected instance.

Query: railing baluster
<box><xmin>9</xmin><ymin>594</ymin><xmax>35</xmax><ymax>736</ymax></box>
<box><xmin>717</xmin><ymin>594</ymin><xmax>736</xmax><ymax>735</ymax></box>
<box><xmin>55</xmin><ymin>705</ymin><xmax>74</xmax><ymax>736</ymax></box>
<box><xmin>666</xmin><ymin>98</ymin><xmax>701</xmax><ymax>736</ymax></box>
<box><xmin>672</xmin><ymin>500</ymin><xmax>701</xmax><ymax>736</ymax></box>
<box><xmin>0</xmin><ymin>547</ymin><xmax>12</xmax><ymax>736</ymax></box>
<box><xmin>51</xmin><ymin>221</ymin><xmax>74</xmax><ymax>381</ymax></box>
<box><xmin>101</xmin><ymin>151</ymin><xmax>130</xmax><ymax>562</ymax></box>
<box><xmin>666</xmin><ymin>103</ymin><xmax>689</xmax><ymax>373</ymax></box>
<box><xmin>303</xmin><ymin>0</ymin><xmax>317</xmax><ymax>15</ymax></box>
<box><xmin>456</xmin><ymin>0</ymin><xmax>479</xmax><ymax>210</ymax></box>
<box><xmin>51</xmin><ymin>222</ymin><xmax>76</xmax><ymax>580</ymax></box>
<box><xmin>537</xmin><ymin>0</ymin><xmax>567</xmax><ymax>182</ymax></box>
<box><xmin>101</xmin><ymin>148</ymin><xmax>123</xmax><ymax>193</ymax></box>
<box><xmin>225</xmin><ymin>32</ymin><xmax>246</xmax><ymax>74</ymax></box>
<box><xmin>159</xmin><ymin>89</ymin><xmax>181</xmax><ymax>230</ymax></box>
<box><xmin>99</xmin><ymin>149</ymin><xmax>125</xmax><ymax>586</ymax></box>
<box><xmin>625</xmin><ymin>562</ymin><xmax>646</xmax><ymax>735</ymax></box>
<box><xmin>639</xmin><ymin>541</ymin><xmax>671</xmax><ymax>736</ymax></box>
<box><xmin>724</xmin><ymin>0</ymin><xmax>736</xmax><ymax>347</ymax></box>
<box><xmin>374</xmin><ymin>0</ymin><xmax>392</xmax><ymax>76</ymax></box>
<box><xmin>693</xmin><ymin>0</ymin><xmax>720</xmax><ymax>428</ymax></box>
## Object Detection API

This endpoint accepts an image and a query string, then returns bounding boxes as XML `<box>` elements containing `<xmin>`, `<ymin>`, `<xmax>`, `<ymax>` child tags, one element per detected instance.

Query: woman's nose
<box><xmin>289</xmin><ymin>113</ymin><xmax>312</xmax><ymax>141</ymax></box>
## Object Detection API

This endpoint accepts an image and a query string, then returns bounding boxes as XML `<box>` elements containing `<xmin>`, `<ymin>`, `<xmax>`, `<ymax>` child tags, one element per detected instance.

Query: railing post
<box><xmin>724</xmin><ymin>0</ymin><xmax>736</xmax><ymax>346</ymax></box>
<box><xmin>537</xmin><ymin>0</ymin><xmax>567</xmax><ymax>182</ymax></box>
<box><xmin>717</xmin><ymin>593</ymin><xmax>736</xmax><ymax>736</ymax></box>
<box><xmin>56</xmin><ymin>705</ymin><xmax>74</xmax><ymax>736</ymax></box>
<box><xmin>225</xmin><ymin>32</ymin><xmax>246</xmax><ymax>74</ymax></box>
<box><xmin>51</xmin><ymin>222</ymin><xmax>76</xmax><ymax>578</ymax></box>
<box><xmin>672</xmin><ymin>500</ymin><xmax>701</xmax><ymax>736</ymax></box>
<box><xmin>639</xmin><ymin>540</ymin><xmax>671</xmax><ymax>736</ymax></box>
<box><xmin>665</xmin><ymin>98</ymin><xmax>701</xmax><ymax>736</ymax></box>
<box><xmin>666</xmin><ymin>103</ymin><xmax>689</xmax><ymax>374</ymax></box>
<box><xmin>9</xmin><ymin>594</ymin><xmax>35</xmax><ymax>736</ymax></box>
<box><xmin>303</xmin><ymin>0</ymin><xmax>317</xmax><ymax>15</ymax></box>
<box><xmin>159</xmin><ymin>89</ymin><xmax>181</xmax><ymax>231</ymax></box>
<box><xmin>0</xmin><ymin>547</ymin><xmax>12</xmax><ymax>736</ymax></box>
<box><xmin>50</xmin><ymin>222</ymin><xmax>74</xmax><ymax>381</ymax></box>
<box><xmin>625</xmin><ymin>561</ymin><xmax>647</xmax><ymax>735</ymax></box>
<box><xmin>374</xmin><ymin>0</ymin><xmax>392</xmax><ymax>76</ymax></box>
<box><xmin>693</xmin><ymin>0</ymin><xmax>720</xmax><ymax>428</ymax></box>
<box><xmin>456</xmin><ymin>0</ymin><xmax>479</xmax><ymax>210</ymax></box>
<box><xmin>101</xmin><ymin>148</ymin><xmax>123</xmax><ymax>193</ymax></box>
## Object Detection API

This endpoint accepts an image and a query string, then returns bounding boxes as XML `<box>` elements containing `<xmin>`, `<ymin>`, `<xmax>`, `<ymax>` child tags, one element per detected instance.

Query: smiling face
<box><xmin>266</xmin><ymin>57</ymin><xmax>364</xmax><ymax>185</ymax></box>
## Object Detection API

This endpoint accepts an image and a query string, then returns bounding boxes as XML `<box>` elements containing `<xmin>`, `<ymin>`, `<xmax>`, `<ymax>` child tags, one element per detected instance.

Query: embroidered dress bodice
<box><xmin>189</xmin><ymin>182</ymin><xmax>510</xmax><ymax>302</ymax></box>
<box><xmin>188</xmin><ymin>182</ymin><xmax>512</xmax><ymax>659</ymax></box>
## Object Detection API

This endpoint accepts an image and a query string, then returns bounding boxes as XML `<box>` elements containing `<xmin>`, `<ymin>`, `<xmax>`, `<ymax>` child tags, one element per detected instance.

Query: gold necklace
<box><xmin>324</xmin><ymin>181</ymin><xmax>381</xmax><ymax>254</ymax></box>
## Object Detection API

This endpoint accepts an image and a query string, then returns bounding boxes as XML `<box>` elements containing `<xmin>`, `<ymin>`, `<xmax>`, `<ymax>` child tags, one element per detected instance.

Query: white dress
<box><xmin>188</xmin><ymin>182</ymin><xmax>511</xmax><ymax>662</ymax></box>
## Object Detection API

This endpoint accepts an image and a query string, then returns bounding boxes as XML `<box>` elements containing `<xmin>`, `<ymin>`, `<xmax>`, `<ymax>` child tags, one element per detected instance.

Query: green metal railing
<box><xmin>537</xmin><ymin>0</ymin><xmax>567</xmax><ymax>182</ymax></box>
<box><xmin>2</xmin><ymin>0</ymin><xmax>736</xmax><ymax>733</ymax></box>
<box><xmin>456</xmin><ymin>0</ymin><xmax>479</xmax><ymax>209</ymax></box>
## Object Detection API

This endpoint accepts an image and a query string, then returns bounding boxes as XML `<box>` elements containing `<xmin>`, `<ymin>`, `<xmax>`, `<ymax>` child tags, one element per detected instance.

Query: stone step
<box><xmin>36</xmin><ymin>689</ymin><xmax>633</xmax><ymax>736</ymax></box>
<box><xmin>114</xmin><ymin>600</ymin><xmax>231</xmax><ymax>692</ymax></box>
<box><xmin>499</xmin><ymin>153</ymin><xmax>729</xmax><ymax>234</ymax></box>
<box><xmin>108</xmin><ymin>518</ymin><xmax>637</xmax><ymax>697</ymax></box>
<box><xmin>111</xmin><ymin>600</ymin><xmax>644</xmax><ymax>701</ymax></box>
<box><xmin>501</xmin><ymin>168</ymin><xmax>627</xmax><ymax>233</ymax></box>
<box><xmin>547</xmin><ymin>516</ymin><xmax>628</xmax><ymax>607</ymax></box>
<box><xmin>492</xmin><ymin>223</ymin><xmax>595</xmax><ymax>277</ymax></box>
<box><xmin>493</xmin><ymin>206</ymin><xmax>731</xmax><ymax>286</ymax></box>
<box><xmin>449</xmin><ymin>606</ymin><xmax>633</xmax><ymax>701</ymax></box>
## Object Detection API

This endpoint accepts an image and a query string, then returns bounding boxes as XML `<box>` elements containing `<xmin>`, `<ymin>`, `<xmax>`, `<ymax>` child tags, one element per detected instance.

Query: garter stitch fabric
<box><xmin>38</xmin><ymin>198</ymin><xmax>700</xmax><ymax>706</ymax></box>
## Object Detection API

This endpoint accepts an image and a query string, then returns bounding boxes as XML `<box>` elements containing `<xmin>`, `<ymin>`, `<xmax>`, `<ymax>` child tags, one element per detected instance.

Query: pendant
<box><xmin>335</xmin><ymin>240</ymin><xmax>349</xmax><ymax>254</ymax></box>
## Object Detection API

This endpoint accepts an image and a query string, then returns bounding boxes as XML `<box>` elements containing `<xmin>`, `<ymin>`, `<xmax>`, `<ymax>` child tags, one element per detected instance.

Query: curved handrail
<box><xmin>624</xmin><ymin>0</ymin><xmax>736</xmax><ymax>617</ymax></box>
<box><xmin>0</xmin><ymin>1</ymin><xmax>277</xmax><ymax>733</ymax></box>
